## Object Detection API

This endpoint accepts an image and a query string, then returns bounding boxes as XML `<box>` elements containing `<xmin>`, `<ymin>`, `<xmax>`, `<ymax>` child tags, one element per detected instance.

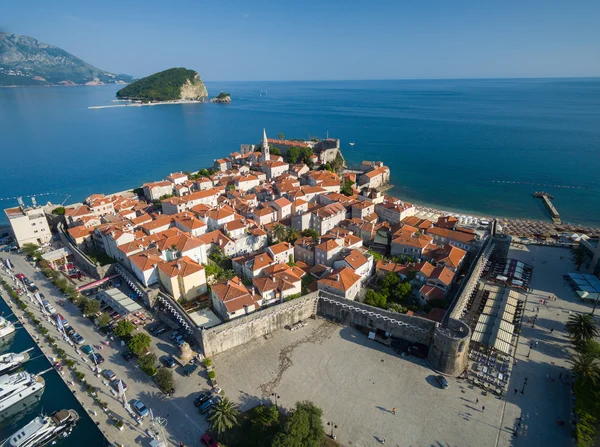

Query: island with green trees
<box><xmin>210</xmin><ymin>91</ymin><xmax>232</xmax><ymax>103</ymax></box>
<box><xmin>116</xmin><ymin>67</ymin><xmax>208</xmax><ymax>103</ymax></box>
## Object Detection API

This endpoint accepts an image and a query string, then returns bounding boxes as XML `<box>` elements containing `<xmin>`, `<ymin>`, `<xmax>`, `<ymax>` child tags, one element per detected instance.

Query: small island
<box><xmin>116</xmin><ymin>67</ymin><xmax>208</xmax><ymax>103</ymax></box>
<box><xmin>210</xmin><ymin>91</ymin><xmax>232</xmax><ymax>103</ymax></box>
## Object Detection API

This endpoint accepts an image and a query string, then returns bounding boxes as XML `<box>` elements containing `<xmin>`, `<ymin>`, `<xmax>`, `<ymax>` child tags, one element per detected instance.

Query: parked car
<box><xmin>194</xmin><ymin>391</ymin><xmax>213</xmax><ymax>407</ymax></box>
<box><xmin>102</xmin><ymin>369</ymin><xmax>117</xmax><ymax>381</ymax></box>
<box><xmin>199</xmin><ymin>396</ymin><xmax>221</xmax><ymax>414</ymax></box>
<box><xmin>111</xmin><ymin>379</ymin><xmax>128</xmax><ymax>393</ymax></box>
<box><xmin>81</xmin><ymin>345</ymin><xmax>94</xmax><ymax>355</ymax></box>
<box><xmin>160</xmin><ymin>356</ymin><xmax>176</xmax><ymax>368</ymax></box>
<box><xmin>436</xmin><ymin>375</ymin><xmax>449</xmax><ymax>389</ymax></box>
<box><xmin>15</xmin><ymin>273</ymin><xmax>25</xmax><ymax>280</ymax></box>
<box><xmin>27</xmin><ymin>284</ymin><xmax>38</xmax><ymax>293</ymax></box>
<box><xmin>90</xmin><ymin>353</ymin><xmax>105</xmax><ymax>364</ymax></box>
<box><xmin>153</xmin><ymin>326</ymin><xmax>167</xmax><ymax>335</ymax></box>
<box><xmin>132</xmin><ymin>400</ymin><xmax>149</xmax><ymax>418</ymax></box>
<box><xmin>184</xmin><ymin>363</ymin><xmax>199</xmax><ymax>377</ymax></box>
<box><xmin>200</xmin><ymin>433</ymin><xmax>219</xmax><ymax>447</ymax></box>
<box><xmin>65</xmin><ymin>327</ymin><xmax>75</xmax><ymax>337</ymax></box>
<box><xmin>121</xmin><ymin>351</ymin><xmax>134</xmax><ymax>361</ymax></box>
<box><xmin>169</xmin><ymin>331</ymin><xmax>180</xmax><ymax>341</ymax></box>
<box><xmin>71</xmin><ymin>333</ymin><xmax>85</xmax><ymax>345</ymax></box>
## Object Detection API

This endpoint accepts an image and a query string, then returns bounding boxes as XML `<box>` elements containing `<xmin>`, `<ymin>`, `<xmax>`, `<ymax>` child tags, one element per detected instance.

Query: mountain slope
<box><xmin>116</xmin><ymin>68</ymin><xmax>208</xmax><ymax>102</ymax></box>
<box><xmin>0</xmin><ymin>32</ymin><xmax>134</xmax><ymax>86</ymax></box>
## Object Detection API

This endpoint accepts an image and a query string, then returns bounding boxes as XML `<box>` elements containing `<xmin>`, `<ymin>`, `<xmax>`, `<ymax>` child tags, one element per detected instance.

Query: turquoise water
<box><xmin>1</xmin><ymin>78</ymin><xmax>599</xmax><ymax>226</ymax></box>
<box><xmin>0</xmin><ymin>297</ymin><xmax>106</xmax><ymax>445</ymax></box>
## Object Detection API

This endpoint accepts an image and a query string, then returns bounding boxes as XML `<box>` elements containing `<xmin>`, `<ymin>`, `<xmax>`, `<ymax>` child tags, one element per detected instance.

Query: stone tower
<box><xmin>262</xmin><ymin>128</ymin><xmax>270</xmax><ymax>163</ymax></box>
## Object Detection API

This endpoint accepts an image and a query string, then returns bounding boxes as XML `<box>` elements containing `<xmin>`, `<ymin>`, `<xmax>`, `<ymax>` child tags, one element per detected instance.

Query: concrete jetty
<box><xmin>541</xmin><ymin>194</ymin><xmax>561</xmax><ymax>224</ymax></box>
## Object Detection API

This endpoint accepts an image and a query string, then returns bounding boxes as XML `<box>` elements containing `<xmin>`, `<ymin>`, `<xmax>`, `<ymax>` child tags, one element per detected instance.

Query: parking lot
<box><xmin>213</xmin><ymin>318</ymin><xmax>506</xmax><ymax>447</ymax></box>
<box><xmin>2</xmin><ymin>253</ymin><xmax>215</xmax><ymax>446</ymax></box>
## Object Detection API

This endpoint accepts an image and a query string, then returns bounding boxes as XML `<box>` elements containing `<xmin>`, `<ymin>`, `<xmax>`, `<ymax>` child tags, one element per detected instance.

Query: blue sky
<box><xmin>3</xmin><ymin>0</ymin><xmax>600</xmax><ymax>81</ymax></box>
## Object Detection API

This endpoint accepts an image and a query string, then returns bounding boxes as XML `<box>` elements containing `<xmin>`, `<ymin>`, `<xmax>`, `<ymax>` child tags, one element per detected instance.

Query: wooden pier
<box><xmin>533</xmin><ymin>192</ymin><xmax>561</xmax><ymax>224</ymax></box>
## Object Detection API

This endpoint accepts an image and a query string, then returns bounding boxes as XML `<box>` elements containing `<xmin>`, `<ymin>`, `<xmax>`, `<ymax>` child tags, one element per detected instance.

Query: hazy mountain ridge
<box><xmin>0</xmin><ymin>32</ymin><xmax>133</xmax><ymax>86</ymax></box>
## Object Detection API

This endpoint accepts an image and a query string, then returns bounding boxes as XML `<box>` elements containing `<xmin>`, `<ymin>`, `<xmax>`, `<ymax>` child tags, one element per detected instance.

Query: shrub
<box><xmin>138</xmin><ymin>352</ymin><xmax>158</xmax><ymax>377</ymax></box>
<box><xmin>208</xmin><ymin>371</ymin><xmax>216</xmax><ymax>380</ymax></box>
<box><xmin>155</xmin><ymin>368</ymin><xmax>174</xmax><ymax>392</ymax></box>
<box><xmin>127</xmin><ymin>333</ymin><xmax>151</xmax><ymax>356</ymax></box>
<box><xmin>114</xmin><ymin>320</ymin><xmax>135</xmax><ymax>338</ymax></box>
<box><xmin>203</xmin><ymin>358</ymin><xmax>212</xmax><ymax>368</ymax></box>
<box><xmin>65</xmin><ymin>359</ymin><xmax>76</xmax><ymax>368</ymax></box>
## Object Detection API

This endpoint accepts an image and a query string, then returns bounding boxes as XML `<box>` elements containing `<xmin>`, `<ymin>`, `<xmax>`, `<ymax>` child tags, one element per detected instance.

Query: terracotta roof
<box><xmin>340</xmin><ymin>249</ymin><xmax>368</xmax><ymax>270</ymax></box>
<box><xmin>211</xmin><ymin>277</ymin><xmax>259</xmax><ymax>313</ymax></box>
<box><xmin>267</xmin><ymin>138</ymin><xmax>310</xmax><ymax>148</ymax></box>
<box><xmin>273</xmin><ymin>197</ymin><xmax>292</xmax><ymax>208</ymax></box>
<box><xmin>429</xmin><ymin>266</ymin><xmax>455</xmax><ymax>286</ymax></box>
<box><xmin>411</xmin><ymin>261</ymin><xmax>435</xmax><ymax>277</ymax></box>
<box><xmin>375</xmin><ymin>260</ymin><xmax>409</xmax><ymax>275</ymax></box>
<box><xmin>253</xmin><ymin>270</ymin><xmax>301</xmax><ymax>294</ymax></box>
<box><xmin>364</xmin><ymin>166</ymin><xmax>389</xmax><ymax>179</ymax></box>
<box><xmin>318</xmin><ymin>267</ymin><xmax>361</xmax><ymax>292</ymax></box>
<box><xmin>129</xmin><ymin>248</ymin><xmax>163</xmax><ymax>272</ymax></box>
<box><xmin>68</xmin><ymin>226</ymin><xmax>94</xmax><ymax>239</ymax></box>
<box><xmin>167</xmin><ymin>172</ymin><xmax>188</xmax><ymax>180</ymax></box>
<box><xmin>252</xmin><ymin>253</ymin><xmax>274</xmax><ymax>271</ymax></box>
<box><xmin>419</xmin><ymin>285</ymin><xmax>446</xmax><ymax>301</ymax></box>
<box><xmin>158</xmin><ymin>256</ymin><xmax>204</xmax><ymax>278</ymax></box>
<box><xmin>315</xmin><ymin>239</ymin><xmax>341</xmax><ymax>253</ymax></box>
<box><xmin>392</xmin><ymin>229</ymin><xmax>433</xmax><ymax>249</ymax></box>
<box><xmin>143</xmin><ymin>180</ymin><xmax>172</xmax><ymax>189</ymax></box>
<box><xmin>268</xmin><ymin>242</ymin><xmax>293</xmax><ymax>255</ymax></box>
<box><xmin>197</xmin><ymin>230</ymin><xmax>234</xmax><ymax>249</ymax></box>
<box><xmin>426</xmin><ymin>227</ymin><xmax>475</xmax><ymax>244</ymax></box>
<box><xmin>434</xmin><ymin>245</ymin><xmax>467</xmax><ymax>269</ymax></box>
<box><xmin>162</xmin><ymin>189</ymin><xmax>220</xmax><ymax>205</ymax></box>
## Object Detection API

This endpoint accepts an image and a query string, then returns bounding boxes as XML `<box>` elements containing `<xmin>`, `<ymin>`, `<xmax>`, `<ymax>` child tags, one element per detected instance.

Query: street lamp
<box><xmin>271</xmin><ymin>393</ymin><xmax>280</xmax><ymax>408</ymax></box>
<box><xmin>520</xmin><ymin>377</ymin><xmax>528</xmax><ymax>394</ymax></box>
<box><xmin>327</xmin><ymin>422</ymin><xmax>338</xmax><ymax>439</ymax></box>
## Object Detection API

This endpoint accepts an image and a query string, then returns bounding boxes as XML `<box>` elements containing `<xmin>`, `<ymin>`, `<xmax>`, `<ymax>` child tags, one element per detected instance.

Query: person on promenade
<box><xmin>392</xmin><ymin>407</ymin><xmax>396</xmax><ymax>415</ymax></box>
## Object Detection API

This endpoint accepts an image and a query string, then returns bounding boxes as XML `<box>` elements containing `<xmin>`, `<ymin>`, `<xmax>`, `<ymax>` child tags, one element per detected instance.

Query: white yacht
<box><xmin>0</xmin><ymin>352</ymin><xmax>30</xmax><ymax>376</ymax></box>
<box><xmin>0</xmin><ymin>372</ymin><xmax>45</xmax><ymax>413</ymax></box>
<box><xmin>0</xmin><ymin>317</ymin><xmax>16</xmax><ymax>339</ymax></box>
<box><xmin>2</xmin><ymin>409</ymin><xmax>79</xmax><ymax>447</ymax></box>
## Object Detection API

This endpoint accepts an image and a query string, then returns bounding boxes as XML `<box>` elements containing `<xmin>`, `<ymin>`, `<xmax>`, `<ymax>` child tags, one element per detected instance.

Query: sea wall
<box><xmin>201</xmin><ymin>293</ymin><xmax>318</xmax><ymax>357</ymax></box>
<box><xmin>318</xmin><ymin>292</ymin><xmax>435</xmax><ymax>345</ymax></box>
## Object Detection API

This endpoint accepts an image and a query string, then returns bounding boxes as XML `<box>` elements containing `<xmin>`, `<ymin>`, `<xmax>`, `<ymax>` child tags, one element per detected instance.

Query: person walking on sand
<box><xmin>392</xmin><ymin>407</ymin><xmax>396</xmax><ymax>415</ymax></box>
<box><xmin>482</xmin><ymin>406</ymin><xmax>485</xmax><ymax>412</ymax></box>
<box><xmin>476</xmin><ymin>398</ymin><xmax>479</xmax><ymax>404</ymax></box>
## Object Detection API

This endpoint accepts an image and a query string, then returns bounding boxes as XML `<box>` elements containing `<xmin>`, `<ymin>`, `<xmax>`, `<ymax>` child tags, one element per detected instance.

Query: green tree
<box><xmin>364</xmin><ymin>289</ymin><xmax>387</xmax><ymax>308</ymax></box>
<box><xmin>269</xmin><ymin>146</ymin><xmax>281</xmax><ymax>156</ymax></box>
<box><xmin>566</xmin><ymin>313</ymin><xmax>600</xmax><ymax>346</ymax></box>
<box><xmin>208</xmin><ymin>397</ymin><xmax>240</xmax><ymax>434</ymax></box>
<box><xmin>128</xmin><ymin>333</ymin><xmax>152</xmax><ymax>356</ymax></box>
<box><xmin>569</xmin><ymin>352</ymin><xmax>600</xmax><ymax>385</ymax></box>
<box><xmin>21</xmin><ymin>243</ymin><xmax>40</xmax><ymax>258</ymax></box>
<box><xmin>137</xmin><ymin>352</ymin><xmax>158</xmax><ymax>376</ymax></box>
<box><xmin>287</xmin><ymin>146</ymin><xmax>301</xmax><ymax>164</ymax></box>
<box><xmin>341</xmin><ymin>179</ymin><xmax>355</xmax><ymax>196</ymax></box>
<box><xmin>571</xmin><ymin>245</ymin><xmax>588</xmax><ymax>271</ymax></box>
<box><xmin>579</xmin><ymin>340</ymin><xmax>600</xmax><ymax>359</ymax></box>
<box><xmin>285</xmin><ymin>227</ymin><xmax>299</xmax><ymax>244</ymax></box>
<box><xmin>154</xmin><ymin>367</ymin><xmax>174</xmax><ymax>392</ymax></box>
<box><xmin>272</xmin><ymin>401</ymin><xmax>324</xmax><ymax>447</ymax></box>
<box><xmin>273</xmin><ymin>224</ymin><xmax>288</xmax><ymax>243</ymax></box>
<box><xmin>248</xmin><ymin>404</ymin><xmax>279</xmax><ymax>430</ymax></box>
<box><xmin>97</xmin><ymin>312</ymin><xmax>112</xmax><ymax>328</ymax></box>
<box><xmin>51</xmin><ymin>206</ymin><xmax>66</xmax><ymax>215</ymax></box>
<box><xmin>113</xmin><ymin>320</ymin><xmax>135</xmax><ymax>338</ymax></box>
<box><xmin>199</xmin><ymin>168</ymin><xmax>210</xmax><ymax>177</ymax></box>
<box><xmin>301</xmin><ymin>229</ymin><xmax>319</xmax><ymax>241</ymax></box>
<box><xmin>83</xmin><ymin>299</ymin><xmax>100</xmax><ymax>317</ymax></box>
<box><xmin>277</xmin><ymin>132</ymin><xmax>285</xmax><ymax>140</ymax></box>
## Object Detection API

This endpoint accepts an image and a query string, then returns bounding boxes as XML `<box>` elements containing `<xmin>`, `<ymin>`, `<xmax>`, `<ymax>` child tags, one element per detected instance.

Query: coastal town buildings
<box><xmin>4</xmin><ymin>202</ymin><xmax>52</xmax><ymax>247</ymax></box>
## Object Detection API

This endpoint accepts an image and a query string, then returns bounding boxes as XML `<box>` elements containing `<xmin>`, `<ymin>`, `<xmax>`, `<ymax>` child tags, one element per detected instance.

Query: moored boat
<box><xmin>0</xmin><ymin>317</ymin><xmax>16</xmax><ymax>339</ymax></box>
<box><xmin>1</xmin><ymin>409</ymin><xmax>80</xmax><ymax>447</ymax></box>
<box><xmin>0</xmin><ymin>352</ymin><xmax>30</xmax><ymax>376</ymax></box>
<box><xmin>0</xmin><ymin>372</ymin><xmax>45</xmax><ymax>414</ymax></box>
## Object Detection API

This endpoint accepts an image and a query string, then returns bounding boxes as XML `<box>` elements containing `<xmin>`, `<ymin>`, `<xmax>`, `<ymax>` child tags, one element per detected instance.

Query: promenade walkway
<box><xmin>497</xmin><ymin>244</ymin><xmax>581</xmax><ymax>447</ymax></box>
<box><xmin>1</xmin><ymin>254</ymin><xmax>207</xmax><ymax>447</ymax></box>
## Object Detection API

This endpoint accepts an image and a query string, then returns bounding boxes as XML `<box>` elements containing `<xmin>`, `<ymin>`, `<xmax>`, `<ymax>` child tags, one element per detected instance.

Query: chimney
<box><xmin>335</xmin><ymin>274</ymin><xmax>340</xmax><ymax>282</ymax></box>
<box><xmin>177</xmin><ymin>262</ymin><xmax>181</xmax><ymax>270</ymax></box>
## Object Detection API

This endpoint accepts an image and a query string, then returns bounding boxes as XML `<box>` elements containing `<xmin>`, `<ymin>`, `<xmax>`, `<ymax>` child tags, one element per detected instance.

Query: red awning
<box><xmin>77</xmin><ymin>274</ymin><xmax>120</xmax><ymax>292</ymax></box>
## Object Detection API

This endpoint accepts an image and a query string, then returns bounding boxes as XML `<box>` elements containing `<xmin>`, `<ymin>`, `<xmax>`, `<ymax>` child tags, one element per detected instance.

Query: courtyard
<box><xmin>214</xmin><ymin>318</ymin><xmax>505</xmax><ymax>447</ymax></box>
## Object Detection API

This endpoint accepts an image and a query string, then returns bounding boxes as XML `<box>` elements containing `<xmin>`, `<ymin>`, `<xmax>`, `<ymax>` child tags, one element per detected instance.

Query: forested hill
<box><xmin>116</xmin><ymin>68</ymin><xmax>208</xmax><ymax>102</ymax></box>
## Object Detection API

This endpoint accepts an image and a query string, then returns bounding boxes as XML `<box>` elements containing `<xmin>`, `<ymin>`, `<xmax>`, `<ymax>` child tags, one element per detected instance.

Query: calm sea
<box><xmin>0</xmin><ymin>298</ymin><xmax>106</xmax><ymax>445</ymax></box>
<box><xmin>1</xmin><ymin>78</ymin><xmax>599</xmax><ymax>226</ymax></box>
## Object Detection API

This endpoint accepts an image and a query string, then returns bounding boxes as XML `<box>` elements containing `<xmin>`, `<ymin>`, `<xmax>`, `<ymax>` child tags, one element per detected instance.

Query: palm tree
<box><xmin>565</xmin><ymin>313</ymin><xmax>600</xmax><ymax>345</ymax></box>
<box><xmin>208</xmin><ymin>397</ymin><xmax>240</xmax><ymax>434</ymax></box>
<box><xmin>571</xmin><ymin>245</ymin><xmax>587</xmax><ymax>271</ymax></box>
<box><xmin>285</xmin><ymin>227</ymin><xmax>299</xmax><ymax>244</ymax></box>
<box><xmin>568</xmin><ymin>352</ymin><xmax>600</xmax><ymax>385</ymax></box>
<box><xmin>273</xmin><ymin>224</ymin><xmax>287</xmax><ymax>242</ymax></box>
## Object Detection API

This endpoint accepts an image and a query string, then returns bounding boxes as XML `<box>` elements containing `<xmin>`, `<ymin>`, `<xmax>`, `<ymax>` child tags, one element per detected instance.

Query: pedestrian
<box><xmin>559</xmin><ymin>372</ymin><xmax>563</xmax><ymax>380</ymax></box>
<box><xmin>392</xmin><ymin>407</ymin><xmax>396</xmax><ymax>415</ymax></box>
<box><xmin>476</xmin><ymin>398</ymin><xmax>479</xmax><ymax>404</ymax></box>
<box><xmin>482</xmin><ymin>406</ymin><xmax>485</xmax><ymax>412</ymax></box>
<box><xmin>550</xmin><ymin>328</ymin><xmax>554</xmax><ymax>333</ymax></box>
<box><xmin>382</xmin><ymin>438</ymin><xmax>386</xmax><ymax>445</ymax></box>
<box><xmin>514</xmin><ymin>388</ymin><xmax>518</xmax><ymax>395</ymax></box>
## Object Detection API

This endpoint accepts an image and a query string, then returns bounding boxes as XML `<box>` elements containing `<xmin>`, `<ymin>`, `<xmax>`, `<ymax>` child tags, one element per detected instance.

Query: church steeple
<box><xmin>262</xmin><ymin>128</ymin><xmax>270</xmax><ymax>162</ymax></box>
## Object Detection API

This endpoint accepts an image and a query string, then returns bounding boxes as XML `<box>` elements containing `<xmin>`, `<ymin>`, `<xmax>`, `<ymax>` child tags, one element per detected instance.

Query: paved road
<box><xmin>1</xmin><ymin>253</ymin><xmax>211</xmax><ymax>447</ymax></box>
<box><xmin>497</xmin><ymin>244</ymin><xmax>579</xmax><ymax>447</ymax></box>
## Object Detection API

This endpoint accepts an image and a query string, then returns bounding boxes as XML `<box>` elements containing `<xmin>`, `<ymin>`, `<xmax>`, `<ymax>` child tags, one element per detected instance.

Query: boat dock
<box><xmin>533</xmin><ymin>191</ymin><xmax>561</xmax><ymax>224</ymax></box>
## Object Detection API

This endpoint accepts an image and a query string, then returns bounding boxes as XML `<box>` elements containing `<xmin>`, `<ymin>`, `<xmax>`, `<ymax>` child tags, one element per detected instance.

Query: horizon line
<box><xmin>199</xmin><ymin>75</ymin><xmax>600</xmax><ymax>83</ymax></box>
